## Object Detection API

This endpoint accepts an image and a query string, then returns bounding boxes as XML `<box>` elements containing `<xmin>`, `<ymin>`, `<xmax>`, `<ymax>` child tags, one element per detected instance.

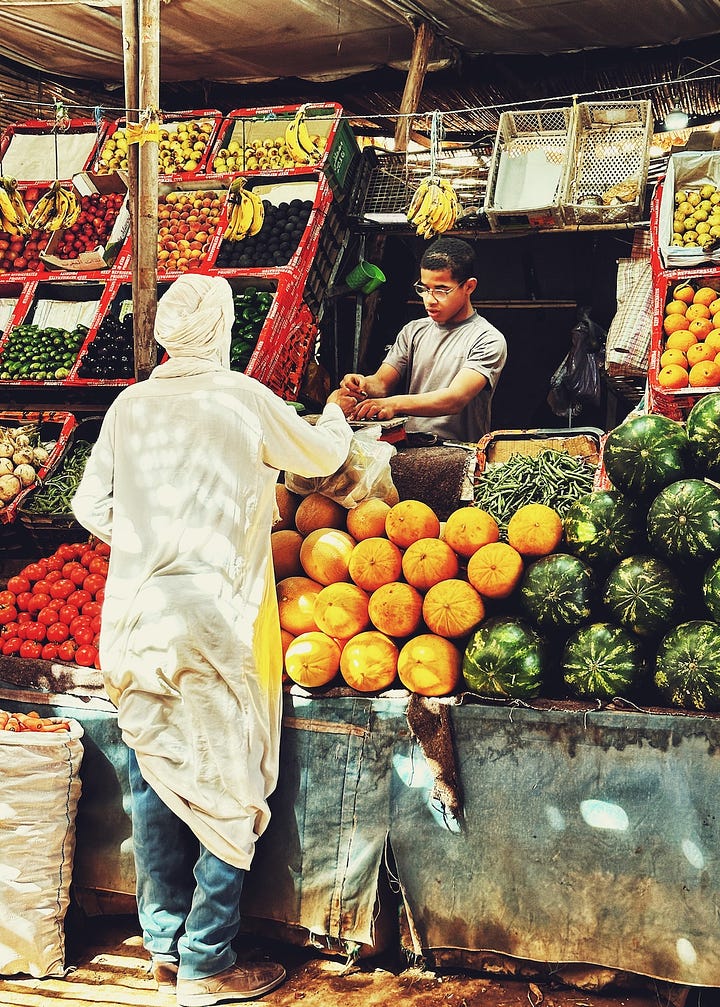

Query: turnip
<box><xmin>0</xmin><ymin>473</ymin><xmax>21</xmax><ymax>503</ymax></box>
<box><xmin>0</xmin><ymin>458</ymin><xmax>13</xmax><ymax>476</ymax></box>
<box><xmin>13</xmin><ymin>463</ymin><xmax>36</xmax><ymax>487</ymax></box>
<box><xmin>12</xmin><ymin>446</ymin><xmax>34</xmax><ymax>466</ymax></box>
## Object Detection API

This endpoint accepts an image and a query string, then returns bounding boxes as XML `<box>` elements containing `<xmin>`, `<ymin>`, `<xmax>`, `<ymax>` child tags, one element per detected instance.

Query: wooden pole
<box><xmin>120</xmin><ymin>0</ymin><xmax>140</xmax><ymax>366</ymax></box>
<box><xmin>394</xmin><ymin>21</ymin><xmax>435</xmax><ymax>152</ymax></box>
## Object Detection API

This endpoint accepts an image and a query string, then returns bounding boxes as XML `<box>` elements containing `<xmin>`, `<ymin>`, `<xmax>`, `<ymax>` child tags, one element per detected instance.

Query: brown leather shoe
<box><xmin>152</xmin><ymin>960</ymin><xmax>179</xmax><ymax>990</ymax></box>
<box><xmin>176</xmin><ymin>961</ymin><xmax>286</xmax><ymax>1006</ymax></box>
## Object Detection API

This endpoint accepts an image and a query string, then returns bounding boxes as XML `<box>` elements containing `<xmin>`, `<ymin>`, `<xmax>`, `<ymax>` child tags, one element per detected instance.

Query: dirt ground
<box><xmin>0</xmin><ymin>911</ymin><xmax>714</xmax><ymax>1007</ymax></box>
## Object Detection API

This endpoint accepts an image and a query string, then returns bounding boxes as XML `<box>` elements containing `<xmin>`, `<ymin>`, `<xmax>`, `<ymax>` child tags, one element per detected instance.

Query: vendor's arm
<box><xmin>340</xmin><ymin>363</ymin><xmax>401</xmax><ymax>400</ymax></box>
<box><xmin>351</xmin><ymin>366</ymin><xmax>487</xmax><ymax>422</ymax></box>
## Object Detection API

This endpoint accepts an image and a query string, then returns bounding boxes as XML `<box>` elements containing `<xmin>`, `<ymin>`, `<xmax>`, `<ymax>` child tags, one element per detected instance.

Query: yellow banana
<box><xmin>246</xmin><ymin>189</ymin><xmax>265</xmax><ymax>236</ymax></box>
<box><xmin>224</xmin><ymin>187</ymin><xmax>255</xmax><ymax>242</ymax></box>
<box><xmin>2</xmin><ymin>177</ymin><xmax>31</xmax><ymax>234</ymax></box>
<box><xmin>406</xmin><ymin>179</ymin><xmax>430</xmax><ymax>223</ymax></box>
<box><xmin>285</xmin><ymin>107</ymin><xmax>322</xmax><ymax>164</ymax></box>
<box><xmin>28</xmin><ymin>189</ymin><xmax>56</xmax><ymax>229</ymax></box>
<box><xmin>63</xmin><ymin>192</ymin><xmax>82</xmax><ymax>228</ymax></box>
<box><xmin>46</xmin><ymin>187</ymin><xmax>69</xmax><ymax>231</ymax></box>
<box><xmin>0</xmin><ymin>185</ymin><xmax>19</xmax><ymax>232</ymax></box>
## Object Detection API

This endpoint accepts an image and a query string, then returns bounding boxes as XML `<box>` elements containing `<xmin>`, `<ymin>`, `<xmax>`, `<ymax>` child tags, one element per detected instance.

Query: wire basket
<box><xmin>561</xmin><ymin>100</ymin><xmax>653</xmax><ymax>226</ymax></box>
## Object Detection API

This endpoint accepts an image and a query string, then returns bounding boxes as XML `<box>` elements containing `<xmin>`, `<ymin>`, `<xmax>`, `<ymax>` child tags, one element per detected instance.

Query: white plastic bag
<box><xmin>0</xmin><ymin>719</ymin><xmax>84</xmax><ymax>977</ymax></box>
<box><xmin>285</xmin><ymin>424</ymin><xmax>398</xmax><ymax>507</ymax></box>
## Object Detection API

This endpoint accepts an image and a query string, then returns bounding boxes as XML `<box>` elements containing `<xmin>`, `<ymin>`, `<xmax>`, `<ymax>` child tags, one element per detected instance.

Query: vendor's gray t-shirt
<box><xmin>383</xmin><ymin>311</ymin><xmax>507</xmax><ymax>442</ymax></box>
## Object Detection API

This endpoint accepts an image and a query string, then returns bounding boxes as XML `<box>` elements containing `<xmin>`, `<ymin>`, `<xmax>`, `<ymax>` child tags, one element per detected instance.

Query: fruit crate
<box><xmin>0</xmin><ymin>279</ymin><xmax>29</xmax><ymax>339</ymax></box>
<box><xmin>648</xmin><ymin>266</ymin><xmax>720</xmax><ymax>420</ymax></box>
<box><xmin>152</xmin><ymin>176</ymin><xmax>230</xmax><ymax>276</ymax></box>
<box><xmin>651</xmin><ymin>156</ymin><xmax>720</xmax><ymax>273</ymax></box>
<box><xmin>560</xmin><ymin>100</ymin><xmax>653</xmax><ymax>226</ymax></box>
<box><xmin>0</xmin><ymin>279</ymin><xmax>107</xmax><ymax>385</ymax></box>
<box><xmin>0</xmin><ymin>409</ymin><xmax>77</xmax><ymax>524</ymax></box>
<box><xmin>301</xmin><ymin>195</ymin><xmax>351</xmax><ymax>319</ymax></box>
<box><xmin>483</xmin><ymin>107</ymin><xmax>573</xmax><ymax>232</ymax></box>
<box><xmin>0</xmin><ymin>118</ymin><xmax>106</xmax><ymax>184</ymax></box>
<box><xmin>96</xmin><ymin>109</ymin><xmax>222</xmax><ymax>177</ymax></box>
<box><xmin>246</xmin><ymin>289</ymin><xmax>319</xmax><ymax>401</ymax></box>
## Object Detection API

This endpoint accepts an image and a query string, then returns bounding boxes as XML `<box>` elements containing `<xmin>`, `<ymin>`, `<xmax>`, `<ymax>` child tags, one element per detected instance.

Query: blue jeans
<box><xmin>128</xmin><ymin>748</ymin><xmax>245</xmax><ymax>980</ymax></box>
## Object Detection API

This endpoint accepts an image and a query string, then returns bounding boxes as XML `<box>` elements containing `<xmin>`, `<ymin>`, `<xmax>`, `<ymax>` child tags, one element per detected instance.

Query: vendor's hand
<box><xmin>340</xmin><ymin>373</ymin><xmax>367</xmax><ymax>399</ymax></box>
<box><xmin>327</xmin><ymin>388</ymin><xmax>359</xmax><ymax>417</ymax></box>
<box><xmin>351</xmin><ymin>397</ymin><xmax>397</xmax><ymax>422</ymax></box>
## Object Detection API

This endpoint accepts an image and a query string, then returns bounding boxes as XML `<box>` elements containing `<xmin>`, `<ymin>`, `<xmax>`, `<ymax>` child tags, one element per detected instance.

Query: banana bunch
<box><xmin>0</xmin><ymin>176</ymin><xmax>32</xmax><ymax>235</ymax></box>
<box><xmin>406</xmin><ymin>176</ymin><xmax>461</xmax><ymax>239</ymax></box>
<box><xmin>223</xmin><ymin>177</ymin><xmax>265</xmax><ymax>242</ymax></box>
<box><xmin>284</xmin><ymin>105</ymin><xmax>325</xmax><ymax>165</ymax></box>
<box><xmin>28</xmin><ymin>180</ymin><xmax>81</xmax><ymax>232</ymax></box>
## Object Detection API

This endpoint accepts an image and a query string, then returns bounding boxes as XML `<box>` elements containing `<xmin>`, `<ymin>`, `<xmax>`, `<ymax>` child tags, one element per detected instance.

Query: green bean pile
<box><xmin>474</xmin><ymin>448</ymin><xmax>597</xmax><ymax>534</ymax></box>
<box><xmin>22</xmin><ymin>440</ymin><xmax>93</xmax><ymax>515</ymax></box>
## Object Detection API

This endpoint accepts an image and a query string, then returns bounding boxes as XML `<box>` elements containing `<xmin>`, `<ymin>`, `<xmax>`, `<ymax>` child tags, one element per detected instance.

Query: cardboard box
<box><xmin>39</xmin><ymin>171</ymin><xmax>130</xmax><ymax>272</ymax></box>
<box><xmin>654</xmin><ymin>152</ymin><xmax>720</xmax><ymax>270</ymax></box>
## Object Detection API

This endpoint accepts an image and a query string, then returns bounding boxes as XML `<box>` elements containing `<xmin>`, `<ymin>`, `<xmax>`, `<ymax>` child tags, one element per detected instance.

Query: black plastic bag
<box><xmin>547</xmin><ymin>308</ymin><xmax>606</xmax><ymax>418</ymax></box>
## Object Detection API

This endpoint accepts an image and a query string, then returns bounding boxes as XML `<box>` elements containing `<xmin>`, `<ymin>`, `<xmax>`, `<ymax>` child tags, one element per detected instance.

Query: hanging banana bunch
<box><xmin>27</xmin><ymin>180</ymin><xmax>81</xmax><ymax>232</ymax></box>
<box><xmin>405</xmin><ymin>110</ymin><xmax>462</xmax><ymax>239</ymax></box>
<box><xmin>0</xmin><ymin>176</ymin><xmax>33</xmax><ymax>235</ymax></box>
<box><xmin>223</xmin><ymin>176</ymin><xmax>265</xmax><ymax>242</ymax></box>
<box><xmin>284</xmin><ymin>104</ymin><xmax>325</xmax><ymax>165</ymax></box>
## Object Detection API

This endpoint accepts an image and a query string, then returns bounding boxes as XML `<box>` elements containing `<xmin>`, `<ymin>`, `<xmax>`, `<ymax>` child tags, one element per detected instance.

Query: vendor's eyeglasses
<box><xmin>413</xmin><ymin>282</ymin><xmax>462</xmax><ymax>301</ymax></box>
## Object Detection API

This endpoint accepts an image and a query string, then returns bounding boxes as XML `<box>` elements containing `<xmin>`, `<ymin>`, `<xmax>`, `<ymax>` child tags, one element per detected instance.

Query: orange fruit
<box><xmin>693</xmin><ymin>286</ymin><xmax>720</xmax><ymax>306</ymax></box>
<box><xmin>665</xmin><ymin>329</ymin><xmax>697</xmax><ymax>351</ymax></box>
<box><xmin>442</xmin><ymin>506</ymin><xmax>499</xmax><ymax>558</ymax></box>
<box><xmin>656</xmin><ymin>364</ymin><xmax>689</xmax><ymax>389</ymax></box>
<box><xmin>673</xmin><ymin>282</ymin><xmax>695</xmax><ymax>303</ymax></box>
<box><xmin>687</xmin><ymin>341</ymin><xmax>718</xmax><ymax>367</ymax></box>
<box><xmin>300</xmin><ymin>527</ymin><xmax>356</xmax><ymax>585</ymax></box>
<box><xmin>660</xmin><ymin>347</ymin><xmax>688</xmax><ymax>369</ymax></box>
<box><xmin>689</xmin><ymin>317</ymin><xmax>714</xmax><ymax>340</ymax></box>
<box><xmin>708</xmin><ymin>297</ymin><xmax>720</xmax><ymax>316</ymax></box>
<box><xmin>663</xmin><ymin>314</ymin><xmax>691</xmax><ymax>337</ymax></box>
<box><xmin>280</xmin><ymin>629</ymin><xmax>294</xmax><ymax>659</ymax></box>
<box><xmin>284</xmin><ymin>631</ymin><xmax>341</xmax><ymax>688</ymax></box>
<box><xmin>346</xmin><ymin>498</ymin><xmax>391</xmax><ymax>540</ymax></box>
<box><xmin>664</xmin><ymin>299</ymin><xmax>688</xmax><ymax>316</ymax></box>
<box><xmin>397</xmin><ymin>634</ymin><xmax>462</xmax><ymax>696</ymax></box>
<box><xmin>686</xmin><ymin>302</ymin><xmax>712</xmax><ymax>321</ymax></box>
<box><xmin>708</xmin><ymin>329</ymin><xmax>720</xmax><ymax>352</ymax></box>
<box><xmin>507</xmin><ymin>503</ymin><xmax>563</xmax><ymax>557</ymax></box>
<box><xmin>313</xmin><ymin>582</ymin><xmax>370</xmax><ymax>640</ymax></box>
<box><xmin>401</xmin><ymin>537</ymin><xmax>459</xmax><ymax>591</ymax></box>
<box><xmin>466</xmin><ymin>541</ymin><xmax>524</xmax><ymax>599</ymax></box>
<box><xmin>276</xmin><ymin>575</ymin><xmax>323</xmax><ymax>635</ymax></box>
<box><xmin>271</xmin><ymin>529</ymin><xmax>304</xmax><ymax>580</ymax></box>
<box><xmin>294</xmin><ymin>492</ymin><xmax>347</xmax><ymax>536</ymax></box>
<box><xmin>422</xmin><ymin>579</ymin><xmax>485</xmax><ymax>638</ymax></box>
<box><xmin>385</xmin><ymin>499</ymin><xmax>440</xmax><ymax>548</ymax></box>
<box><xmin>368</xmin><ymin>581</ymin><xmax>423</xmax><ymax>638</ymax></box>
<box><xmin>689</xmin><ymin>360</ymin><xmax>720</xmax><ymax>387</ymax></box>
<box><xmin>339</xmin><ymin>630</ymin><xmax>399</xmax><ymax>692</ymax></box>
<box><xmin>348</xmin><ymin>536</ymin><xmax>403</xmax><ymax>592</ymax></box>
<box><xmin>274</xmin><ymin>484</ymin><xmax>301</xmax><ymax>531</ymax></box>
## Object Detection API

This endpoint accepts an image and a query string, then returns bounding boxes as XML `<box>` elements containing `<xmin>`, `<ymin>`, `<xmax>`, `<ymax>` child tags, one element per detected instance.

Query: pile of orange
<box><xmin>660</xmin><ymin>281</ymin><xmax>720</xmax><ymax>389</ymax></box>
<box><xmin>272</xmin><ymin>488</ymin><xmax>563</xmax><ymax>698</ymax></box>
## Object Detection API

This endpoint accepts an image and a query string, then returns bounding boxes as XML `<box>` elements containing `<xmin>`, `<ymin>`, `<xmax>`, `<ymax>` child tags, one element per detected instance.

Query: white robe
<box><xmin>72</xmin><ymin>362</ymin><xmax>352</xmax><ymax>868</ymax></box>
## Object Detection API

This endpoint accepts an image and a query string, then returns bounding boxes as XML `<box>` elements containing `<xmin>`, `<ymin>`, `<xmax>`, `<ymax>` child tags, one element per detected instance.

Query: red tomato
<box><xmin>49</xmin><ymin>578</ymin><xmax>75</xmax><ymax>600</ymax></box>
<box><xmin>1</xmin><ymin>621</ymin><xmax>19</xmax><ymax>638</ymax></box>
<box><xmin>44</xmin><ymin>569</ymin><xmax>63</xmax><ymax>584</ymax></box>
<box><xmin>27</xmin><ymin>593</ymin><xmax>51</xmax><ymax>614</ymax></box>
<box><xmin>31</xmin><ymin>579</ymin><xmax>52</xmax><ymax>596</ymax></box>
<box><xmin>57</xmin><ymin>639</ymin><xmax>78</xmax><ymax>662</ymax></box>
<box><xmin>72</xmin><ymin>625</ymin><xmax>95</xmax><ymax>646</ymax></box>
<box><xmin>7</xmin><ymin>574</ymin><xmax>30</xmax><ymax>595</ymax></box>
<box><xmin>45</xmin><ymin>554</ymin><xmax>65</xmax><ymax>572</ymax></box>
<box><xmin>47</xmin><ymin>598</ymin><xmax>64</xmax><ymax>611</ymax></box>
<box><xmin>2</xmin><ymin>637</ymin><xmax>21</xmax><ymax>655</ymax></box>
<box><xmin>74</xmin><ymin>644</ymin><xmax>97</xmax><ymax>667</ymax></box>
<box><xmin>41</xmin><ymin>643</ymin><xmax>59</xmax><ymax>661</ymax></box>
<box><xmin>89</xmin><ymin>556</ymin><xmax>109</xmax><ymax>577</ymax></box>
<box><xmin>56</xmin><ymin>543</ymin><xmax>79</xmax><ymax>562</ymax></box>
<box><xmin>95</xmin><ymin>541</ymin><xmax>111</xmax><ymax>557</ymax></box>
<box><xmin>83</xmin><ymin>574</ymin><xmax>106</xmax><ymax>597</ymax></box>
<box><xmin>20</xmin><ymin>562</ymin><xmax>45</xmax><ymax>583</ymax></box>
<box><xmin>19</xmin><ymin>639</ymin><xmax>42</xmax><ymax>659</ymax></box>
<box><xmin>46</xmin><ymin>621</ymin><xmax>70</xmax><ymax>643</ymax></box>
<box><xmin>58</xmin><ymin>604</ymin><xmax>80</xmax><ymax>625</ymax></box>
<box><xmin>0</xmin><ymin>604</ymin><xmax>17</xmax><ymax>625</ymax></box>
<box><xmin>15</xmin><ymin>591</ymin><xmax>33</xmax><ymax>611</ymax></box>
<box><xmin>16</xmin><ymin>611</ymin><xmax>31</xmax><ymax>625</ymax></box>
<box><xmin>0</xmin><ymin>589</ymin><xmax>16</xmax><ymax>607</ymax></box>
<box><xmin>80</xmin><ymin>550</ymin><xmax>97</xmax><ymax>568</ymax></box>
<box><xmin>24</xmin><ymin>622</ymin><xmax>46</xmax><ymax>642</ymax></box>
<box><xmin>95</xmin><ymin>587</ymin><xmax>105</xmax><ymax>604</ymax></box>
<box><xmin>37</xmin><ymin>606</ymin><xmax>59</xmax><ymax>626</ymax></box>
<box><xmin>63</xmin><ymin>562</ymin><xmax>87</xmax><ymax>585</ymax></box>
<box><xmin>91</xmin><ymin>614</ymin><xmax>102</xmax><ymax>634</ymax></box>
<box><xmin>82</xmin><ymin>600</ymin><xmax>102</xmax><ymax>618</ymax></box>
<box><xmin>67</xmin><ymin>589</ymin><xmax>92</xmax><ymax>609</ymax></box>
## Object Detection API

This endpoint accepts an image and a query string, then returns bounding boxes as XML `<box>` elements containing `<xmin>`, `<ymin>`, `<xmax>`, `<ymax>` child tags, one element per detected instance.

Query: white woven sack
<box><xmin>0</xmin><ymin>720</ymin><xmax>84</xmax><ymax>977</ymax></box>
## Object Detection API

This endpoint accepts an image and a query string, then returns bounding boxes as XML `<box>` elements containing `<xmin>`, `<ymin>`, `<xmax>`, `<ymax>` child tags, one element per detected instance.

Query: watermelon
<box><xmin>562</xmin><ymin>621</ymin><xmax>646</xmax><ymax>700</ymax></box>
<box><xmin>702</xmin><ymin>557</ymin><xmax>720</xmax><ymax>622</ymax></box>
<box><xmin>647</xmin><ymin>478</ymin><xmax>720</xmax><ymax>565</ymax></box>
<box><xmin>655</xmin><ymin>620</ymin><xmax>720</xmax><ymax>710</ymax></box>
<box><xmin>519</xmin><ymin>553</ymin><xmax>595</xmax><ymax>632</ymax></box>
<box><xmin>462</xmin><ymin>616</ymin><xmax>544</xmax><ymax>699</ymax></box>
<box><xmin>686</xmin><ymin>390</ymin><xmax>720</xmax><ymax>481</ymax></box>
<box><xmin>603</xmin><ymin>554</ymin><xmax>685</xmax><ymax>638</ymax></box>
<box><xmin>602</xmin><ymin>414</ymin><xmax>692</xmax><ymax>500</ymax></box>
<box><xmin>563</xmin><ymin>489</ymin><xmax>645</xmax><ymax>568</ymax></box>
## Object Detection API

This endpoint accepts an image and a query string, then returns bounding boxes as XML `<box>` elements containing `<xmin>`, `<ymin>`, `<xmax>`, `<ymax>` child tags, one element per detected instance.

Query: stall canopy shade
<box><xmin>0</xmin><ymin>0</ymin><xmax>719</xmax><ymax>86</ymax></box>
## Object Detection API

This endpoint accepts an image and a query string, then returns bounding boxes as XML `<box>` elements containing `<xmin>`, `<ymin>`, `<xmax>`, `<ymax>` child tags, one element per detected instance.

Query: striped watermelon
<box><xmin>462</xmin><ymin>616</ymin><xmax>545</xmax><ymax>700</ymax></box>
<box><xmin>647</xmin><ymin>479</ymin><xmax>720</xmax><ymax>565</ymax></box>
<box><xmin>686</xmin><ymin>391</ymin><xmax>720</xmax><ymax>481</ymax></box>
<box><xmin>655</xmin><ymin>621</ymin><xmax>720</xmax><ymax>711</ymax></box>
<box><xmin>602</xmin><ymin>414</ymin><xmax>691</xmax><ymax>501</ymax></box>
<box><xmin>519</xmin><ymin>553</ymin><xmax>595</xmax><ymax>632</ymax></box>
<box><xmin>563</xmin><ymin>489</ymin><xmax>645</xmax><ymax>568</ymax></box>
<box><xmin>562</xmin><ymin>621</ymin><xmax>645</xmax><ymax>700</ymax></box>
<box><xmin>603</xmin><ymin>554</ymin><xmax>685</xmax><ymax>638</ymax></box>
<box><xmin>702</xmin><ymin>557</ymin><xmax>720</xmax><ymax>622</ymax></box>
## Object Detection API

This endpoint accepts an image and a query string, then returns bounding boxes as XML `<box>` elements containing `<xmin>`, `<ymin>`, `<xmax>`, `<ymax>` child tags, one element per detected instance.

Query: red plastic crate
<box><xmin>0</xmin><ymin>118</ymin><xmax>106</xmax><ymax>184</ymax></box>
<box><xmin>96</xmin><ymin>109</ymin><xmax>222</xmax><ymax>178</ymax></box>
<box><xmin>0</xmin><ymin>410</ymin><xmax>78</xmax><ymax>524</ymax></box>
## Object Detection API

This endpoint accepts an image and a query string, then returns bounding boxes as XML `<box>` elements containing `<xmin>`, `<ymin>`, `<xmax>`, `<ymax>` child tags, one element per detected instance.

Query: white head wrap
<box><xmin>154</xmin><ymin>274</ymin><xmax>234</xmax><ymax>369</ymax></box>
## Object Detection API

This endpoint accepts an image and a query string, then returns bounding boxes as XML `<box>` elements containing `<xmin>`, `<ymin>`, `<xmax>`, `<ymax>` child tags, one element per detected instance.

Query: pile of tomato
<box><xmin>0</xmin><ymin>538</ymin><xmax>107</xmax><ymax>668</ymax></box>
